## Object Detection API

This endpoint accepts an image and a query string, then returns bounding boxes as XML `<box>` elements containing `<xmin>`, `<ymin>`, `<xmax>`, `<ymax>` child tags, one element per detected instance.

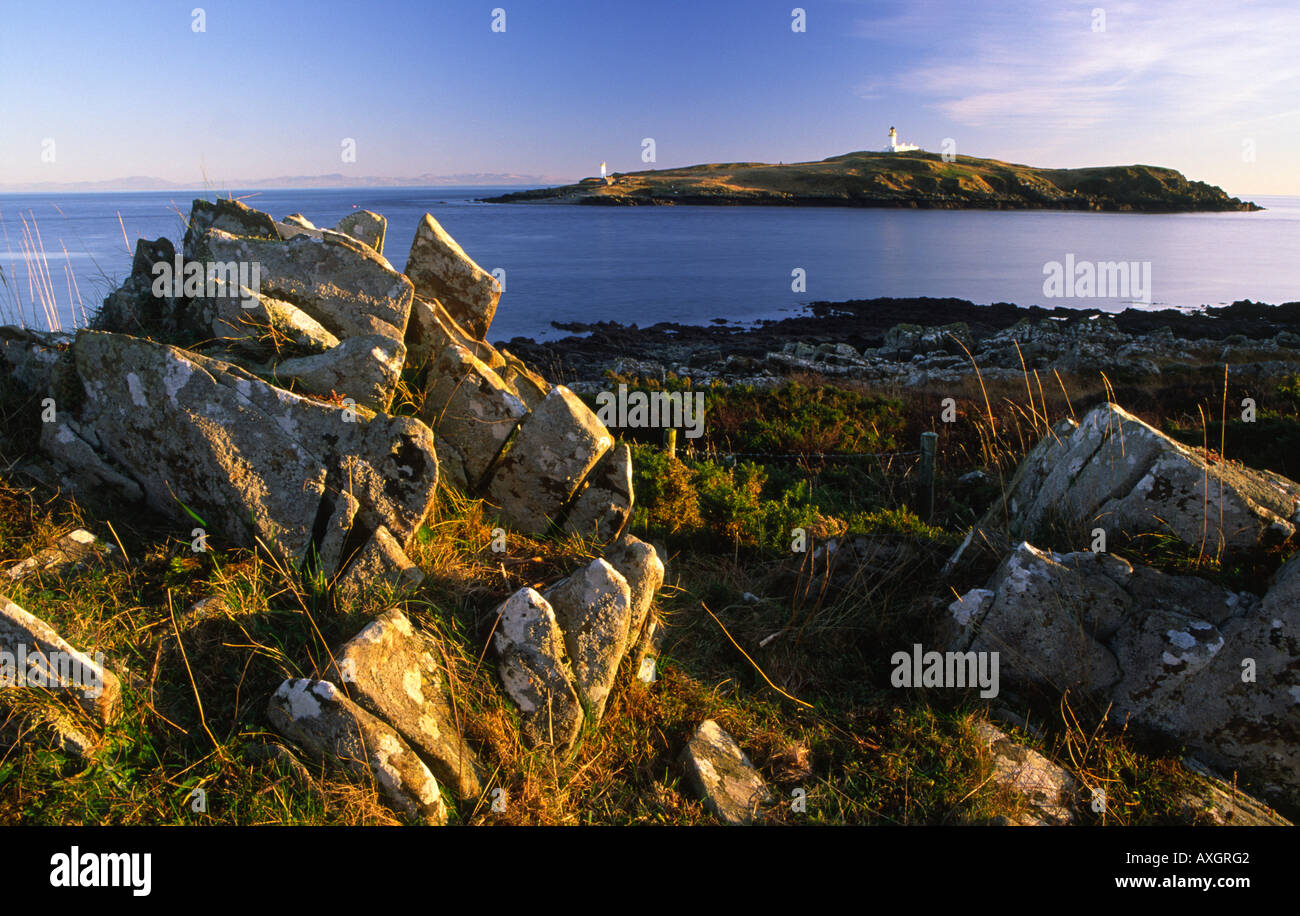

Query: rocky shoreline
<box><xmin>497</xmin><ymin>297</ymin><xmax>1300</xmax><ymax>391</ymax></box>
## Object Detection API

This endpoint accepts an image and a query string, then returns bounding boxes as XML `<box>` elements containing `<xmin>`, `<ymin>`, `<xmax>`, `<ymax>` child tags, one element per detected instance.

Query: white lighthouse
<box><xmin>885</xmin><ymin>126</ymin><xmax>920</xmax><ymax>153</ymax></box>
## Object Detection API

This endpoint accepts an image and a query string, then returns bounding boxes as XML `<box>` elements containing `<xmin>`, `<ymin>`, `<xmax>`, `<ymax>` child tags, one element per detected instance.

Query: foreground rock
<box><xmin>544</xmin><ymin>559</ymin><xmax>633</xmax><ymax>723</ymax></box>
<box><xmin>328</xmin><ymin>608</ymin><xmax>483</xmax><ymax>801</ymax></box>
<box><xmin>42</xmin><ymin>331</ymin><xmax>437</xmax><ymax>586</ymax></box>
<box><xmin>947</xmin><ymin>542</ymin><xmax>1300</xmax><ymax>807</ymax></box>
<box><xmin>982</xmin><ymin>402</ymin><xmax>1300</xmax><ymax>554</ymax></box>
<box><xmin>492</xmin><ymin>588</ymin><xmax>584</xmax><ymax>752</ymax></box>
<box><xmin>680</xmin><ymin>719</ymin><xmax>772</xmax><ymax>825</ymax></box>
<box><xmin>973</xmin><ymin>722</ymin><xmax>1077</xmax><ymax>825</ymax></box>
<box><xmin>0</xmin><ymin>595</ymin><xmax>121</xmax><ymax>723</ymax></box>
<box><xmin>267</xmin><ymin>678</ymin><xmax>447</xmax><ymax>824</ymax></box>
<box><xmin>602</xmin><ymin>534</ymin><xmax>665</xmax><ymax>654</ymax></box>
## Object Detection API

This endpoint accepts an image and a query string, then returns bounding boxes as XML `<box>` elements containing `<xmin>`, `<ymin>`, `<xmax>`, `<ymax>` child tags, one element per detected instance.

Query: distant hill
<box><xmin>483</xmin><ymin>151</ymin><xmax>1260</xmax><ymax>212</ymax></box>
<box><xmin>0</xmin><ymin>172</ymin><xmax>560</xmax><ymax>193</ymax></box>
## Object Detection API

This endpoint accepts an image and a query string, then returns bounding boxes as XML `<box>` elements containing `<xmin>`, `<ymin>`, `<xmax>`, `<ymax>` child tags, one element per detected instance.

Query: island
<box><xmin>483</xmin><ymin>149</ymin><xmax>1259</xmax><ymax>212</ymax></box>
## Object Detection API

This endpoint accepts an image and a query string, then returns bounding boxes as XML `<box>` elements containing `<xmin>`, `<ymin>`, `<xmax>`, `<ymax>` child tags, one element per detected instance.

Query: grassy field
<box><xmin>1</xmin><ymin>359</ymin><xmax>1296</xmax><ymax>825</ymax></box>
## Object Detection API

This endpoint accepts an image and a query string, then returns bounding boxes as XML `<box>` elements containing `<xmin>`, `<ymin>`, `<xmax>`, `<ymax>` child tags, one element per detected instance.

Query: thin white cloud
<box><xmin>856</xmin><ymin>0</ymin><xmax>1300</xmax><ymax>132</ymax></box>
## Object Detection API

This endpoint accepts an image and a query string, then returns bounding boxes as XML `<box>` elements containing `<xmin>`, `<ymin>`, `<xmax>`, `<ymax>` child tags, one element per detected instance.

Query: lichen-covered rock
<box><xmin>1176</xmin><ymin>759</ymin><xmax>1293</xmax><ymax>825</ymax></box>
<box><xmin>985</xmin><ymin>402</ymin><xmax>1300</xmax><ymax>553</ymax></box>
<box><xmin>946</xmin><ymin>543</ymin><xmax>1127</xmax><ymax>694</ymax></box>
<box><xmin>680</xmin><ymin>719</ymin><xmax>772</xmax><ymax>825</ymax></box>
<box><xmin>492</xmin><ymin>588</ymin><xmax>583</xmax><ymax>752</ymax></box>
<box><xmin>281</xmin><ymin>213</ymin><xmax>316</xmax><ymax>230</ymax></box>
<box><xmin>203</xmin><ymin>289</ymin><xmax>340</xmax><ymax>360</ymax></box>
<box><xmin>973</xmin><ymin>722</ymin><xmax>1077</xmax><ymax>825</ymax></box>
<box><xmin>333</xmin><ymin>525</ymin><xmax>426</xmax><ymax>597</ymax></box>
<box><xmin>405</xmin><ymin>214</ymin><xmax>500</xmax><ymax>339</ymax></box>
<box><xmin>327</xmin><ymin>608</ymin><xmax>483</xmax><ymax>801</ymax></box>
<box><xmin>194</xmin><ymin>228</ymin><xmax>413</xmax><ymax>344</ymax></box>
<box><xmin>267</xmin><ymin>678</ymin><xmax>446</xmax><ymax>824</ymax></box>
<box><xmin>183</xmin><ymin>198</ymin><xmax>281</xmax><ymax>251</ymax></box>
<box><xmin>484</xmin><ymin>386</ymin><xmax>613</xmax><ymax>534</ymax></box>
<box><xmin>274</xmin><ymin>334</ymin><xmax>406</xmax><ymax>412</ymax></box>
<box><xmin>0</xmin><ymin>594</ymin><xmax>121</xmax><ymax>723</ymax></box>
<box><xmin>406</xmin><ymin>296</ymin><xmax>505</xmax><ymax>370</ymax></box>
<box><xmin>499</xmin><ymin>350</ymin><xmax>551</xmax><ymax>409</ymax></box>
<box><xmin>545</xmin><ymin>559</ymin><xmax>633</xmax><ymax>723</ymax></box>
<box><xmin>564</xmin><ymin>443</ymin><xmax>633</xmax><ymax>543</ymax></box>
<box><xmin>602</xmin><ymin>534</ymin><xmax>664</xmax><ymax>649</ymax></box>
<box><xmin>4</xmin><ymin>529</ymin><xmax>118</xmax><ymax>582</ymax></box>
<box><xmin>0</xmin><ymin>326</ymin><xmax>68</xmax><ymax>395</ymax></box>
<box><xmin>48</xmin><ymin>331</ymin><xmax>437</xmax><ymax>584</ymax></box>
<box><xmin>1109</xmin><ymin>551</ymin><xmax>1300</xmax><ymax>807</ymax></box>
<box><xmin>92</xmin><ymin>237</ymin><xmax>179</xmax><ymax>335</ymax></box>
<box><xmin>948</xmin><ymin>541</ymin><xmax>1299</xmax><ymax>809</ymax></box>
<box><xmin>334</xmin><ymin>210</ymin><xmax>387</xmax><ymax>255</ymax></box>
<box><xmin>419</xmin><ymin>344</ymin><xmax>526</xmax><ymax>489</ymax></box>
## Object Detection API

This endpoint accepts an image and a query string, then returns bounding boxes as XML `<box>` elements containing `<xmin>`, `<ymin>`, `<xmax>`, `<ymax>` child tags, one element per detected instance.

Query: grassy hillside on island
<box><xmin>484</xmin><ymin>151</ymin><xmax>1259</xmax><ymax>212</ymax></box>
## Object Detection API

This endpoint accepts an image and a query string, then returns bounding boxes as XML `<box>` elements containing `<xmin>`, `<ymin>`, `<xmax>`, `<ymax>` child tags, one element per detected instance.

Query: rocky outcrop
<box><xmin>41</xmin><ymin>331</ymin><xmax>437</xmax><ymax>587</ymax></box>
<box><xmin>984</xmin><ymin>402</ymin><xmax>1300</xmax><ymax>554</ymax></box>
<box><xmin>267</xmin><ymin>677</ymin><xmax>447</xmax><ymax>824</ymax></box>
<box><xmin>564</xmin><ymin>444</ymin><xmax>634</xmax><ymax>543</ymax></box>
<box><xmin>947</xmin><ymin>542</ymin><xmax>1299</xmax><ymax>808</ymax></box>
<box><xmin>680</xmin><ymin>719</ymin><xmax>772</xmax><ymax>825</ymax></box>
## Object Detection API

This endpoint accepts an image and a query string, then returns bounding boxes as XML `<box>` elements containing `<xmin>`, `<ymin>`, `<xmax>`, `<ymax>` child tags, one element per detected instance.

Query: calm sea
<box><xmin>1</xmin><ymin>187</ymin><xmax>1297</xmax><ymax>342</ymax></box>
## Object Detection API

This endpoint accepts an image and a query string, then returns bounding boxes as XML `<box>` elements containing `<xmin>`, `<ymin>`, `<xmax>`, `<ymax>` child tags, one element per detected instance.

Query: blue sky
<box><xmin>2</xmin><ymin>0</ymin><xmax>1297</xmax><ymax>194</ymax></box>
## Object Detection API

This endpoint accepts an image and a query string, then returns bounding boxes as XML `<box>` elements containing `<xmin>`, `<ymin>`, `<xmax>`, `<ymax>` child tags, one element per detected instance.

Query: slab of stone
<box><xmin>267</xmin><ymin>677</ymin><xmax>446</xmax><ymax>824</ymax></box>
<box><xmin>327</xmin><ymin>608</ymin><xmax>483</xmax><ymax>800</ymax></box>
<box><xmin>545</xmin><ymin>559</ymin><xmax>633</xmax><ymax>722</ymax></box>
<box><xmin>973</xmin><ymin>722</ymin><xmax>1077</xmax><ymax>826</ymax></box>
<box><xmin>183</xmin><ymin>198</ymin><xmax>281</xmax><ymax>251</ymax></box>
<box><xmin>194</xmin><ymin>228</ymin><xmax>414</xmax><ymax>344</ymax></box>
<box><xmin>484</xmin><ymin>386</ymin><xmax>613</xmax><ymax>535</ymax></box>
<box><xmin>500</xmin><ymin>350</ymin><xmax>551</xmax><ymax>409</ymax></box>
<box><xmin>564</xmin><ymin>443</ymin><xmax>634</xmax><ymax>543</ymax></box>
<box><xmin>492</xmin><ymin>587</ymin><xmax>583</xmax><ymax>752</ymax></box>
<box><xmin>274</xmin><ymin>334</ymin><xmax>406</xmax><ymax>412</ymax></box>
<box><xmin>333</xmin><ymin>525</ymin><xmax>426</xmax><ymax>597</ymax></box>
<box><xmin>49</xmin><ymin>331</ymin><xmax>438</xmax><ymax>583</ymax></box>
<box><xmin>334</xmin><ymin>210</ymin><xmax>387</xmax><ymax>255</ymax></box>
<box><xmin>985</xmin><ymin>402</ymin><xmax>1300</xmax><ymax>553</ymax></box>
<box><xmin>204</xmin><ymin>288</ymin><xmax>340</xmax><ymax>360</ymax></box>
<box><xmin>406</xmin><ymin>296</ymin><xmax>505</xmax><ymax>370</ymax></box>
<box><xmin>419</xmin><ymin>344</ymin><xmax>526</xmax><ymax>489</ymax></box>
<box><xmin>1176</xmin><ymin>759</ymin><xmax>1293</xmax><ymax>826</ymax></box>
<box><xmin>405</xmin><ymin>213</ymin><xmax>500</xmax><ymax>339</ymax></box>
<box><xmin>0</xmin><ymin>594</ymin><xmax>121</xmax><ymax>723</ymax></box>
<box><xmin>5</xmin><ymin>529</ymin><xmax>118</xmax><ymax>582</ymax></box>
<box><xmin>680</xmin><ymin>719</ymin><xmax>772</xmax><ymax>825</ymax></box>
<box><xmin>602</xmin><ymin>534</ymin><xmax>664</xmax><ymax>649</ymax></box>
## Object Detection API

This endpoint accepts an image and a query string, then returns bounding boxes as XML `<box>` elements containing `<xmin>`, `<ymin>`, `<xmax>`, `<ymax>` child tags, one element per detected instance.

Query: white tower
<box><xmin>600</xmin><ymin>161</ymin><xmax>607</xmax><ymax>178</ymax></box>
<box><xmin>885</xmin><ymin>126</ymin><xmax>920</xmax><ymax>153</ymax></box>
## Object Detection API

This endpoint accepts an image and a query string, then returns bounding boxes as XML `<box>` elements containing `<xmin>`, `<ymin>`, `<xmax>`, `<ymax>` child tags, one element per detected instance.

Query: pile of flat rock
<box><xmin>0</xmin><ymin>199</ymin><xmax>665</xmax><ymax>821</ymax></box>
